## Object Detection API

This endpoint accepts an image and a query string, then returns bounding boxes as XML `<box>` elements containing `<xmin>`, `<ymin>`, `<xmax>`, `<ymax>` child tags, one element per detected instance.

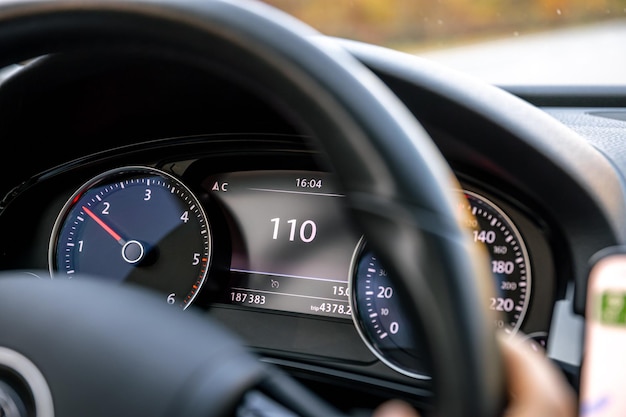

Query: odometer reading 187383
<box><xmin>49</xmin><ymin>166</ymin><xmax>212</xmax><ymax>309</ymax></box>
<box><xmin>351</xmin><ymin>189</ymin><xmax>531</xmax><ymax>379</ymax></box>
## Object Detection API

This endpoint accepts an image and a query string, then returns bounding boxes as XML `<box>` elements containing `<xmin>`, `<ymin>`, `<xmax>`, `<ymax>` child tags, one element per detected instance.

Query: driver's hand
<box><xmin>373</xmin><ymin>333</ymin><xmax>577</xmax><ymax>417</ymax></box>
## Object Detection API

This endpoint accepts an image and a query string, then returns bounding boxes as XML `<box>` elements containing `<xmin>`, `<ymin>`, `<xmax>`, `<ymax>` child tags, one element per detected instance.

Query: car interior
<box><xmin>0</xmin><ymin>1</ymin><xmax>624</xmax><ymax>417</ymax></box>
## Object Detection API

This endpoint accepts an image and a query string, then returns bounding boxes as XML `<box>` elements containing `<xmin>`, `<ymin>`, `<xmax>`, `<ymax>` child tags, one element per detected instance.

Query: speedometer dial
<box><xmin>462</xmin><ymin>190</ymin><xmax>531</xmax><ymax>333</ymax></box>
<box><xmin>351</xmin><ymin>189</ymin><xmax>531</xmax><ymax>378</ymax></box>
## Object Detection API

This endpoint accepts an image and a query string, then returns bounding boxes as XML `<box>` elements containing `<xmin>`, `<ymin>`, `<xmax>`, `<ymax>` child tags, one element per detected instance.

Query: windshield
<box><xmin>262</xmin><ymin>0</ymin><xmax>626</xmax><ymax>86</ymax></box>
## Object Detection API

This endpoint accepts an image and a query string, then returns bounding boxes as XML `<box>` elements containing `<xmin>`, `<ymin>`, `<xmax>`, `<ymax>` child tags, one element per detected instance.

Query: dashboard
<box><xmin>0</xmin><ymin>8</ymin><xmax>624</xmax><ymax>414</ymax></box>
<box><xmin>0</xmin><ymin>56</ymin><xmax>555</xmax><ymax>394</ymax></box>
<box><xmin>40</xmin><ymin>160</ymin><xmax>552</xmax><ymax>384</ymax></box>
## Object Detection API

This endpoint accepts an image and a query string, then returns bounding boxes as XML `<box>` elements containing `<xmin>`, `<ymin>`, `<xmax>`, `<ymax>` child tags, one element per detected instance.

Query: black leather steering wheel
<box><xmin>0</xmin><ymin>1</ymin><xmax>504</xmax><ymax>417</ymax></box>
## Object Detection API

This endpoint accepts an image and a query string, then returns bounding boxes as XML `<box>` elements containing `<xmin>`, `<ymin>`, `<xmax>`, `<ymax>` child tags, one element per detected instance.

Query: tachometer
<box><xmin>351</xmin><ymin>189</ymin><xmax>531</xmax><ymax>378</ymax></box>
<box><xmin>49</xmin><ymin>166</ymin><xmax>212</xmax><ymax>309</ymax></box>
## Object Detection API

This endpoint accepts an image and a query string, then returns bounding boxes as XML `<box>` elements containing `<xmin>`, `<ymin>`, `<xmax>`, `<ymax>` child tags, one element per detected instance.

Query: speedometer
<box><xmin>350</xmin><ymin>189</ymin><xmax>531</xmax><ymax>378</ymax></box>
<box><xmin>462</xmin><ymin>190</ymin><xmax>531</xmax><ymax>332</ymax></box>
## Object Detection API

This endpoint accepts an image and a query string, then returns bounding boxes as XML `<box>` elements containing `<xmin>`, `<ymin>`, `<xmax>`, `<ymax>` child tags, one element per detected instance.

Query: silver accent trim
<box><xmin>0</xmin><ymin>347</ymin><xmax>54</xmax><ymax>417</ymax></box>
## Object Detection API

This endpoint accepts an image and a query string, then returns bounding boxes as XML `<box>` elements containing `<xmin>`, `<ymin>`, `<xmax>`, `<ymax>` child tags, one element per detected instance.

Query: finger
<box><xmin>372</xmin><ymin>399</ymin><xmax>421</xmax><ymax>417</ymax></box>
<box><xmin>500</xmin><ymin>333</ymin><xmax>577</xmax><ymax>417</ymax></box>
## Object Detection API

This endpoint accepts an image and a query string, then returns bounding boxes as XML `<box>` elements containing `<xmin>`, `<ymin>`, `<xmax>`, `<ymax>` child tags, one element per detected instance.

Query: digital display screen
<box><xmin>204</xmin><ymin>171</ymin><xmax>361</xmax><ymax>319</ymax></box>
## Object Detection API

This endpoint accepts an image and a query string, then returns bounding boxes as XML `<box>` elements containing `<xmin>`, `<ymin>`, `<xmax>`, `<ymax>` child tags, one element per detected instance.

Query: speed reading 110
<box><xmin>271</xmin><ymin>218</ymin><xmax>317</xmax><ymax>243</ymax></box>
<box><xmin>350</xmin><ymin>189</ymin><xmax>532</xmax><ymax>379</ymax></box>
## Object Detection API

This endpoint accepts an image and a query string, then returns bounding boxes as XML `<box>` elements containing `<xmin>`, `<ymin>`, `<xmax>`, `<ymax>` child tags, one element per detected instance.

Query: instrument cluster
<box><xmin>41</xmin><ymin>156</ymin><xmax>555</xmax><ymax>381</ymax></box>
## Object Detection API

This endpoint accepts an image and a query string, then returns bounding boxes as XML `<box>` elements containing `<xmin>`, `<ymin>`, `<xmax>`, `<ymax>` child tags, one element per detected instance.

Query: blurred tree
<box><xmin>261</xmin><ymin>0</ymin><xmax>626</xmax><ymax>49</ymax></box>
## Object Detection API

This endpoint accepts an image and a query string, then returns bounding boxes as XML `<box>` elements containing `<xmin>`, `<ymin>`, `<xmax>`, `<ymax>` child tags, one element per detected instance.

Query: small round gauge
<box><xmin>351</xmin><ymin>189</ymin><xmax>532</xmax><ymax>378</ymax></box>
<box><xmin>49</xmin><ymin>166</ymin><xmax>212</xmax><ymax>309</ymax></box>
<box><xmin>350</xmin><ymin>242</ymin><xmax>429</xmax><ymax>379</ymax></box>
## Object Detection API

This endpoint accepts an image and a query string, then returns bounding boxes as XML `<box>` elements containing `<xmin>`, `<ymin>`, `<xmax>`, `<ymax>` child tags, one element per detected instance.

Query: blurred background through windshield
<box><xmin>262</xmin><ymin>0</ymin><xmax>626</xmax><ymax>86</ymax></box>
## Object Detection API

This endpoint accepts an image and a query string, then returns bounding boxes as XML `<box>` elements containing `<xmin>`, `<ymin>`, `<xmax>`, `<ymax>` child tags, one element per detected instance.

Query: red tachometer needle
<box><xmin>82</xmin><ymin>206</ymin><xmax>126</xmax><ymax>245</ymax></box>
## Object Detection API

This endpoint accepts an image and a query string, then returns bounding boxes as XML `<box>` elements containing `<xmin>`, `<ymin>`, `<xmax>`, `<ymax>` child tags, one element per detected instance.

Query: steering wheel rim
<box><xmin>0</xmin><ymin>1</ymin><xmax>505</xmax><ymax>416</ymax></box>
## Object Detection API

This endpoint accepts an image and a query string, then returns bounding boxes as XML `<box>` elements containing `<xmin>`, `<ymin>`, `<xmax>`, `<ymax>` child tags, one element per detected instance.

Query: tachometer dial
<box><xmin>351</xmin><ymin>189</ymin><xmax>531</xmax><ymax>378</ymax></box>
<box><xmin>49</xmin><ymin>166</ymin><xmax>212</xmax><ymax>309</ymax></box>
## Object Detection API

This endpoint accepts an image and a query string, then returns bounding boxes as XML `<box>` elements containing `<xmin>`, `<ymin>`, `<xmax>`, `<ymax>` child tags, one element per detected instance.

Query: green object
<box><xmin>600</xmin><ymin>292</ymin><xmax>626</xmax><ymax>325</ymax></box>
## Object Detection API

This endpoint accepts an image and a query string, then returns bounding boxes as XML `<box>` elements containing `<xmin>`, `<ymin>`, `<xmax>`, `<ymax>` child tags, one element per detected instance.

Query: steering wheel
<box><xmin>0</xmin><ymin>1</ymin><xmax>504</xmax><ymax>417</ymax></box>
